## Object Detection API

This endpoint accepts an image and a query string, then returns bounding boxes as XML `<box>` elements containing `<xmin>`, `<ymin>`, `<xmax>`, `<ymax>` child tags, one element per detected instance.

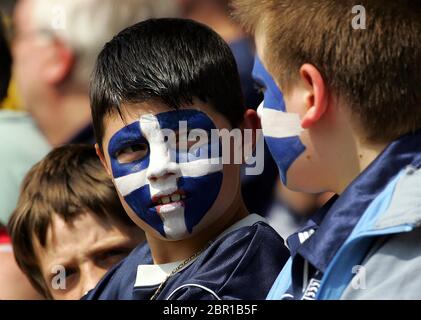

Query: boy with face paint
<box><xmin>234</xmin><ymin>0</ymin><xmax>421</xmax><ymax>300</ymax></box>
<box><xmin>84</xmin><ymin>18</ymin><xmax>290</xmax><ymax>300</ymax></box>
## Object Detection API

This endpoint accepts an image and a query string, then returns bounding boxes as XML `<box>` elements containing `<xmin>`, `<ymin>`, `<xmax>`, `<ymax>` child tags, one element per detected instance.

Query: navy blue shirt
<box><xmin>83</xmin><ymin>215</ymin><xmax>289</xmax><ymax>300</ymax></box>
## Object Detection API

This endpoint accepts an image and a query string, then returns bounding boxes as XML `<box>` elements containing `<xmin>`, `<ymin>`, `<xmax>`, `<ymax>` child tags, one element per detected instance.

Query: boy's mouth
<box><xmin>151</xmin><ymin>191</ymin><xmax>187</xmax><ymax>213</ymax></box>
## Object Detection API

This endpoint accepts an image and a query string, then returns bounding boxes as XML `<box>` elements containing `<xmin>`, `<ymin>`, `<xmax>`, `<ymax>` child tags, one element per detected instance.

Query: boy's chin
<box><xmin>285</xmin><ymin>165</ymin><xmax>322</xmax><ymax>194</ymax></box>
<box><xmin>150</xmin><ymin>218</ymin><xmax>209</xmax><ymax>242</ymax></box>
<box><xmin>158</xmin><ymin>232</ymin><xmax>194</xmax><ymax>242</ymax></box>
<box><xmin>286</xmin><ymin>178</ymin><xmax>326</xmax><ymax>194</ymax></box>
<box><xmin>151</xmin><ymin>228</ymin><xmax>198</xmax><ymax>242</ymax></box>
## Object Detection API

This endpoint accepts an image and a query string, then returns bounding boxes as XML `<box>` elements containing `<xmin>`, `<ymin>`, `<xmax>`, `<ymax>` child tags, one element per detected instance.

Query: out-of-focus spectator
<box><xmin>11</xmin><ymin>0</ymin><xmax>179</xmax><ymax>146</ymax></box>
<box><xmin>0</xmin><ymin>111</ymin><xmax>51</xmax><ymax>223</ymax></box>
<box><xmin>0</xmin><ymin>12</ymin><xmax>11</xmax><ymax>103</ymax></box>
<box><xmin>0</xmin><ymin>1</ymin><xmax>22</xmax><ymax>111</ymax></box>
<box><xmin>0</xmin><ymin>11</ymin><xmax>51</xmax><ymax>223</ymax></box>
<box><xmin>176</xmin><ymin>0</ymin><xmax>260</xmax><ymax>108</ymax></box>
<box><xmin>8</xmin><ymin>145</ymin><xmax>146</xmax><ymax>300</ymax></box>
<box><xmin>0</xmin><ymin>0</ymin><xmax>14</xmax><ymax>17</ymax></box>
<box><xmin>0</xmin><ymin>223</ymin><xmax>43</xmax><ymax>300</ymax></box>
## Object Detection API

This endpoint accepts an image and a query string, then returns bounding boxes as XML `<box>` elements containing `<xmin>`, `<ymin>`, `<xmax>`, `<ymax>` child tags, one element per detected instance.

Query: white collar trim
<box><xmin>134</xmin><ymin>214</ymin><xmax>266</xmax><ymax>287</ymax></box>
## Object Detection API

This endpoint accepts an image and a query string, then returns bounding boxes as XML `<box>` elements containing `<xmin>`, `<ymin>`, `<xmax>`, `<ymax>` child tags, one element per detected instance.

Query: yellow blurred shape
<box><xmin>1</xmin><ymin>79</ymin><xmax>23</xmax><ymax>110</ymax></box>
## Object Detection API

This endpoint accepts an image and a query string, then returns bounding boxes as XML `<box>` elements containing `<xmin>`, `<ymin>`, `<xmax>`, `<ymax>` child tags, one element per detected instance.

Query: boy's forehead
<box><xmin>102</xmin><ymin>100</ymin><xmax>228</xmax><ymax>145</ymax></box>
<box><xmin>35</xmin><ymin>212</ymin><xmax>124</xmax><ymax>269</ymax></box>
<box><xmin>121</xmin><ymin>101</ymin><xmax>174</xmax><ymax>120</ymax></box>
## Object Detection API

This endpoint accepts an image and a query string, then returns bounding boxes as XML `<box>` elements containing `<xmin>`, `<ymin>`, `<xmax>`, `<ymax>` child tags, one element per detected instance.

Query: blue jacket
<box><xmin>268</xmin><ymin>129</ymin><xmax>421</xmax><ymax>300</ymax></box>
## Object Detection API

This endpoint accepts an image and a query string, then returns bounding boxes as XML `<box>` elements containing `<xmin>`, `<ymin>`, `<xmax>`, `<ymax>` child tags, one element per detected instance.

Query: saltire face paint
<box><xmin>108</xmin><ymin>110</ymin><xmax>223</xmax><ymax>240</ymax></box>
<box><xmin>252</xmin><ymin>56</ymin><xmax>306</xmax><ymax>185</ymax></box>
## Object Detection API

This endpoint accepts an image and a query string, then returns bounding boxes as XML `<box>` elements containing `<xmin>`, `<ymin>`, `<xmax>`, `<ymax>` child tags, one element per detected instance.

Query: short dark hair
<box><xmin>0</xmin><ymin>13</ymin><xmax>11</xmax><ymax>101</ymax></box>
<box><xmin>8</xmin><ymin>144</ymin><xmax>135</xmax><ymax>299</ymax></box>
<box><xmin>233</xmin><ymin>0</ymin><xmax>421</xmax><ymax>143</ymax></box>
<box><xmin>90</xmin><ymin>18</ymin><xmax>245</xmax><ymax>147</ymax></box>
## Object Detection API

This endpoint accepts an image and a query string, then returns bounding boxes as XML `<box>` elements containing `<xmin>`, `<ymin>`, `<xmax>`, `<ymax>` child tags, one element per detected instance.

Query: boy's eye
<box><xmin>116</xmin><ymin>143</ymin><xmax>149</xmax><ymax>164</ymax></box>
<box><xmin>65</xmin><ymin>267</ymin><xmax>78</xmax><ymax>279</ymax></box>
<box><xmin>51</xmin><ymin>266</ymin><xmax>79</xmax><ymax>292</ymax></box>
<box><xmin>95</xmin><ymin>248</ymin><xmax>132</xmax><ymax>269</ymax></box>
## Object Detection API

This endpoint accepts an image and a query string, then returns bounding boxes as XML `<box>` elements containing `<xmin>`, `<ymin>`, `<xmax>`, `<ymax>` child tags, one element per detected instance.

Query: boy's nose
<box><xmin>147</xmin><ymin>169</ymin><xmax>176</xmax><ymax>182</ymax></box>
<box><xmin>79</xmin><ymin>263</ymin><xmax>107</xmax><ymax>299</ymax></box>
<box><xmin>146</xmin><ymin>149</ymin><xmax>179</xmax><ymax>182</ymax></box>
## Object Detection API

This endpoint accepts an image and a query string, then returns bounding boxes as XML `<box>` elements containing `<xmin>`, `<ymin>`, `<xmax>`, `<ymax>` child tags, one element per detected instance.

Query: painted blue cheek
<box><xmin>178</xmin><ymin>172</ymin><xmax>223</xmax><ymax>233</ymax></box>
<box><xmin>124</xmin><ymin>185</ymin><xmax>166</xmax><ymax>237</ymax></box>
<box><xmin>265</xmin><ymin>136</ymin><xmax>306</xmax><ymax>185</ymax></box>
<box><xmin>252</xmin><ymin>56</ymin><xmax>306</xmax><ymax>185</ymax></box>
<box><xmin>108</xmin><ymin>121</ymin><xmax>150</xmax><ymax>178</ymax></box>
<box><xmin>123</xmin><ymin>172</ymin><xmax>223</xmax><ymax>237</ymax></box>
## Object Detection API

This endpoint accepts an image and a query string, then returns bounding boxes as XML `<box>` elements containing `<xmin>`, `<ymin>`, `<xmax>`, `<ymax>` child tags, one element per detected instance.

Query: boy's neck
<box><xmin>146</xmin><ymin>197</ymin><xmax>249</xmax><ymax>265</ymax></box>
<box><xmin>334</xmin><ymin>138</ymin><xmax>389</xmax><ymax>194</ymax></box>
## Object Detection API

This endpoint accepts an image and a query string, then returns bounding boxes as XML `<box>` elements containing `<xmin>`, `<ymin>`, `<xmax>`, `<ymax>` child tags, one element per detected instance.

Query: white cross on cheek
<box><xmin>258</xmin><ymin>102</ymin><xmax>304</xmax><ymax>139</ymax></box>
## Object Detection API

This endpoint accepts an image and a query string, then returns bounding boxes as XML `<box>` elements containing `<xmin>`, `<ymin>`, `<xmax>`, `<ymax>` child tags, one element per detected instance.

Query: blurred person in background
<box><xmin>0</xmin><ymin>11</ymin><xmax>11</xmax><ymax>104</ymax></box>
<box><xmin>0</xmin><ymin>13</ymin><xmax>43</xmax><ymax>300</ymax></box>
<box><xmin>176</xmin><ymin>0</ymin><xmax>278</xmax><ymax>217</ymax></box>
<box><xmin>176</xmin><ymin>0</ymin><xmax>259</xmax><ymax>108</ymax></box>
<box><xmin>8</xmin><ymin>145</ymin><xmax>146</xmax><ymax>300</ymax></box>
<box><xmin>0</xmin><ymin>0</ymin><xmax>22</xmax><ymax>111</ymax></box>
<box><xmin>0</xmin><ymin>11</ymin><xmax>50</xmax><ymax>225</ymax></box>
<box><xmin>11</xmin><ymin>0</ymin><xmax>179</xmax><ymax>146</ymax></box>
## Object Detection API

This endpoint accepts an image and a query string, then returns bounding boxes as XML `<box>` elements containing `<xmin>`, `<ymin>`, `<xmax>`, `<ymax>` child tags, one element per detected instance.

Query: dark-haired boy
<box><xmin>85</xmin><ymin>18</ymin><xmax>289</xmax><ymax>300</ymax></box>
<box><xmin>234</xmin><ymin>0</ymin><xmax>421</xmax><ymax>299</ymax></box>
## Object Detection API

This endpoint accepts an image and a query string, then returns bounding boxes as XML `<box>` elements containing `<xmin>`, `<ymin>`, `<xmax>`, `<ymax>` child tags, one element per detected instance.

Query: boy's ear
<box><xmin>242</xmin><ymin>109</ymin><xmax>261</xmax><ymax>161</ymax></box>
<box><xmin>95</xmin><ymin>143</ymin><xmax>112</xmax><ymax>177</ymax></box>
<box><xmin>299</xmin><ymin>64</ymin><xmax>328</xmax><ymax>129</ymax></box>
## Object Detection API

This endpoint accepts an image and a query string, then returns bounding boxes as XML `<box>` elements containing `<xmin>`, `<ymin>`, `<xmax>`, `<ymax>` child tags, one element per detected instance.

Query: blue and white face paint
<box><xmin>108</xmin><ymin>110</ymin><xmax>223</xmax><ymax>240</ymax></box>
<box><xmin>252</xmin><ymin>56</ymin><xmax>306</xmax><ymax>185</ymax></box>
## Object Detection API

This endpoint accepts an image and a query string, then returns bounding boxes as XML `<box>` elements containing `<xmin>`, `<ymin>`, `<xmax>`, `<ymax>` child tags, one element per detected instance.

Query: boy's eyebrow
<box><xmin>43</xmin><ymin>237</ymin><xmax>135</xmax><ymax>273</ymax></box>
<box><xmin>86</xmin><ymin>237</ymin><xmax>135</xmax><ymax>258</ymax></box>
<box><xmin>155</xmin><ymin>109</ymin><xmax>216</xmax><ymax>132</ymax></box>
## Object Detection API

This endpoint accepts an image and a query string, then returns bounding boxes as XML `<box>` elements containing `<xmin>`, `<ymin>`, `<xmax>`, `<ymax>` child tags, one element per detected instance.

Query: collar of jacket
<box><xmin>293</xmin><ymin>129</ymin><xmax>421</xmax><ymax>273</ymax></box>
